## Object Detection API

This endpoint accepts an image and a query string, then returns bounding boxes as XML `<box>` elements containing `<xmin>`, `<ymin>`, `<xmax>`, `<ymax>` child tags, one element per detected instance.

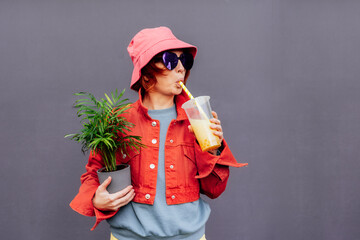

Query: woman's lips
<box><xmin>176</xmin><ymin>80</ymin><xmax>184</xmax><ymax>87</ymax></box>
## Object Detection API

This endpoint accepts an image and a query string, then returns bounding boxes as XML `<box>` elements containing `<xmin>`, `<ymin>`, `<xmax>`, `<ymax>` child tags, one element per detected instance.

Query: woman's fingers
<box><xmin>97</xmin><ymin>176</ymin><xmax>112</xmax><ymax>192</ymax></box>
<box><xmin>209</xmin><ymin>111</ymin><xmax>224</xmax><ymax>141</ymax></box>
<box><xmin>210</xmin><ymin>123</ymin><xmax>222</xmax><ymax>131</ymax></box>
<box><xmin>93</xmin><ymin>184</ymin><xmax>135</xmax><ymax>211</ymax></box>
<box><xmin>210</xmin><ymin>118</ymin><xmax>221</xmax><ymax>125</ymax></box>
<box><xmin>211</xmin><ymin>130</ymin><xmax>224</xmax><ymax>140</ymax></box>
<box><xmin>211</xmin><ymin>111</ymin><xmax>218</xmax><ymax>119</ymax></box>
<box><xmin>112</xmin><ymin>185</ymin><xmax>133</xmax><ymax>199</ymax></box>
<box><xmin>112</xmin><ymin>188</ymin><xmax>136</xmax><ymax>209</ymax></box>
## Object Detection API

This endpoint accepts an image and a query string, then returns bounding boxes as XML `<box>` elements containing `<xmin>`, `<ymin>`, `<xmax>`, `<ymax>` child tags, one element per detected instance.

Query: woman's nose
<box><xmin>176</xmin><ymin>60</ymin><xmax>185</xmax><ymax>73</ymax></box>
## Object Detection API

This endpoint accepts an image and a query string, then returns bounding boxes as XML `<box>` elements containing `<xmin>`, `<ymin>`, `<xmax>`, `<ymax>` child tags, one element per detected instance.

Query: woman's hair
<box><xmin>132</xmin><ymin>50</ymin><xmax>191</xmax><ymax>92</ymax></box>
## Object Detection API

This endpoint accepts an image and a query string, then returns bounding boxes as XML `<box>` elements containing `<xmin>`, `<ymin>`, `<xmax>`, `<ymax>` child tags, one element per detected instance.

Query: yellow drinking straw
<box><xmin>179</xmin><ymin>81</ymin><xmax>209</xmax><ymax>119</ymax></box>
<box><xmin>179</xmin><ymin>81</ymin><xmax>194</xmax><ymax>99</ymax></box>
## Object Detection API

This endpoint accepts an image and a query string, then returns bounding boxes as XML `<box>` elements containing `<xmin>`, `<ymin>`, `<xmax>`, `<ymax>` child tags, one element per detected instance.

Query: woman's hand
<box><xmin>188</xmin><ymin>111</ymin><xmax>224</xmax><ymax>155</ymax></box>
<box><xmin>209</xmin><ymin>111</ymin><xmax>224</xmax><ymax>142</ymax></box>
<box><xmin>92</xmin><ymin>176</ymin><xmax>135</xmax><ymax>211</ymax></box>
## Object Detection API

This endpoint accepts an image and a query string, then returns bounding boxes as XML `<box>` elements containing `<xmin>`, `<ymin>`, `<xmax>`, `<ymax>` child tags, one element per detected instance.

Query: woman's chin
<box><xmin>173</xmin><ymin>88</ymin><xmax>183</xmax><ymax>95</ymax></box>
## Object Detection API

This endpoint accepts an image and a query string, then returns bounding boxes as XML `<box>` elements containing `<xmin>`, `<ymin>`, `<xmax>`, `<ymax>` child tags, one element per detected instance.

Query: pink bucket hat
<box><xmin>127</xmin><ymin>26</ymin><xmax>197</xmax><ymax>90</ymax></box>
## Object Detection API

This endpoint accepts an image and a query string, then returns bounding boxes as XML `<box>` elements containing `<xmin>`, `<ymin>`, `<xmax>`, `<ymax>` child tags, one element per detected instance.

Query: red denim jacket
<box><xmin>69</xmin><ymin>90</ymin><xmax>248</xmax><ymax>230</ymax></box>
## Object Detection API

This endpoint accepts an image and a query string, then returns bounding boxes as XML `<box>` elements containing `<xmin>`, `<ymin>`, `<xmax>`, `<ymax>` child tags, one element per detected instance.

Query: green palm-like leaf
<box><xmin>65</xmin><ymin>88</ymin><xmax>145</xmax><ymax>172</ymax></box>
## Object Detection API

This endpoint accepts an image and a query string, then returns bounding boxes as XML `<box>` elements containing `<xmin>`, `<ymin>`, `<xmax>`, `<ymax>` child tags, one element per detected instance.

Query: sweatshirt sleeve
<box><xmin>69</xmin><ymin>151</ymin><xmax>118</xmax><ymax>230</ymax></box>
<box><xmin>194</xmin><ymin>139</ymin><xmax>248</xmax><ymax>199</ymax></box>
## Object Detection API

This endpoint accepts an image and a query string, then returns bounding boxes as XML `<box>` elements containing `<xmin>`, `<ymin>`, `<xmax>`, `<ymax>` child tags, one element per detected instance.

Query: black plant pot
<box><xmin>97</xmin><ymin>164</ymin><xmax>131</xmax><ymax>194</ymax></box>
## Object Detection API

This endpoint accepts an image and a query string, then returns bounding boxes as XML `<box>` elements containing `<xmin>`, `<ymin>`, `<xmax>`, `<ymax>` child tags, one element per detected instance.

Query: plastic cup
<box><xmin>182</xmin><ymin>96</ymin><xmax>222</xmax><ymax>152</ymax></box>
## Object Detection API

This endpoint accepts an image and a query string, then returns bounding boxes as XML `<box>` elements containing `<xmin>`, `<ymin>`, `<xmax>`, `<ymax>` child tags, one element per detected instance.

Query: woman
<box><xmin>70</xmin><ymin>26</ymin><xmax>247</xmax><ymax>240</ymax></box>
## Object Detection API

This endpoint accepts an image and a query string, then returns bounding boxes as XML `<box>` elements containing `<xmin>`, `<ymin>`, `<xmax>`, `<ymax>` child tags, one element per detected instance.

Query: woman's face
<box><xmin>151</xmin><ymin>50</ymin><xmax>186</xmax><ymax>97</ymax></box>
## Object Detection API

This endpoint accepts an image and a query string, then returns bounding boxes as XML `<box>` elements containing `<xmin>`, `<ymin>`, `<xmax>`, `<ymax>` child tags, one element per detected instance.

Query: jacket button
<box><xmin>151</xmin><ymin>121</ymin><xmax>157</xmax><ymax>127</ymax></box>
<box><xmin>145</xmin><ymin>194</ymin><xmax>150</xmax><ymax>200</ymax></box>
<box><xmin>122</xmin><ymin>154</ymin><xmax>126</xmax><ymax>159</ymax></box>
<box><xmin>169</xmin><ymin>165</ymin><xmax>174</xmax><ymax>169</ymax></box>
<box><xmin>150</xmin><ymin>164</ymin><xmax>155</xmax><ymax>169</ymax></box>
<box><xmin>171</xmin><ymin>195</ymin><xmax>175</xmax><ymax>199</ymax></box>
<box><xmin>152</xmin><ymin>139</ymin><xmax>157</xmax><ymax>144</ymax></box>
<box><xmin>169</xmin><ymin>139</ymin><xmax>174</xmax><ymax>143</ymax></box>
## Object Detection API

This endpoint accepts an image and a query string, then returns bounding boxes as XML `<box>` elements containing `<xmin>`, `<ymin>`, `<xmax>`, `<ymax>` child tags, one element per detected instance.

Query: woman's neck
<box><xmin>143</xmin><ymin>92</ymin><xmax>175</xmax><ymax>110</ymax></box>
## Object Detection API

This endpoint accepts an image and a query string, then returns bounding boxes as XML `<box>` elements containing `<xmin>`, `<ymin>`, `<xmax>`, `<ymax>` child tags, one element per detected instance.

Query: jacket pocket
<box><xmin>180</xmin><ymin>145</ymin><xmax>197</xmax><ymax>187</ymax></box>
<box><xmin>183</xmin><ymin>145</ymin><xmax>195</xmax><ymax>164</ymax></box>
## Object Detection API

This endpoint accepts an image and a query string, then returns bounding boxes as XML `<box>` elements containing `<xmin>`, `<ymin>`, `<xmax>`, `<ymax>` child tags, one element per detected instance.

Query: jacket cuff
<box><xmin>195</xmin><ymin>139</ymin><xmax>248</xmax><ymax>179</ymax></box>
<box><xmin>70</xmin><ymin>184</ymin><xmax>118</xmax><ymax>231</ymax></box>
<box><xmin>91</xmin><ymin>208</ymin><xmax>118</xmax><ymax>231</ymax></box>
<box><xmin>69</xmin><ymin>185</ymin><xmax>97</xmax><ymax>217</ymax></box>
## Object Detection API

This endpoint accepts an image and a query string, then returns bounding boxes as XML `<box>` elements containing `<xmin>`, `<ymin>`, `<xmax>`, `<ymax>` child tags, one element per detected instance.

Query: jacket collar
<box><xmin>135</xmin><ymin>89</ymin><xmax>190</xmax><ymax>121</ymax></box>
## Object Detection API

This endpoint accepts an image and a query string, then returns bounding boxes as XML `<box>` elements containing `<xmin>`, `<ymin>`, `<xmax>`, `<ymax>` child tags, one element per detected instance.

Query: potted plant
<box><xmin>65</xmin><ymin>88</ymin><xmax>144</xmax><ymax>193</ymax></box>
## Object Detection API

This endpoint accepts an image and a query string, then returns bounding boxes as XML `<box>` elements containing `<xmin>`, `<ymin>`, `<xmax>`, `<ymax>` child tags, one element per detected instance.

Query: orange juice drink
<box><xmin>181</xmin><ymin>96</ymin><xmax>222</xmax><ymax>152</ymax></box>
<box><xmin>189</xmin><ymin>119</ymin><xmax>222</xmax><ymax>152</ymax></box>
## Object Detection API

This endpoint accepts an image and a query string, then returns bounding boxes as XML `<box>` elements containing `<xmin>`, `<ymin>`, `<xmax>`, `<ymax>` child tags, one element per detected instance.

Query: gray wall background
<box><xmin>1</xmin><ymin>0</ymin><xmax>359</xmax><ymax>239</ymax></box>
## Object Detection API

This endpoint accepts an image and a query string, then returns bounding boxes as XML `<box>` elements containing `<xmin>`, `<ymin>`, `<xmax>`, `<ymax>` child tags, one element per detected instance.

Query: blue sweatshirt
<box><xmin>107</xmin><ymin>105</ymin><xmax>210</xmax><ymax>239</ymax></box>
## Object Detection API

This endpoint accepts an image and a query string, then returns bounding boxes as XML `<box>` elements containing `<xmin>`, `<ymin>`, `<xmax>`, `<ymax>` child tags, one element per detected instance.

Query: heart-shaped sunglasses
<box><xmin>161</xmin><ymin>51</ymin><xmax>194</xmax><ymax>71</ymax></box>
